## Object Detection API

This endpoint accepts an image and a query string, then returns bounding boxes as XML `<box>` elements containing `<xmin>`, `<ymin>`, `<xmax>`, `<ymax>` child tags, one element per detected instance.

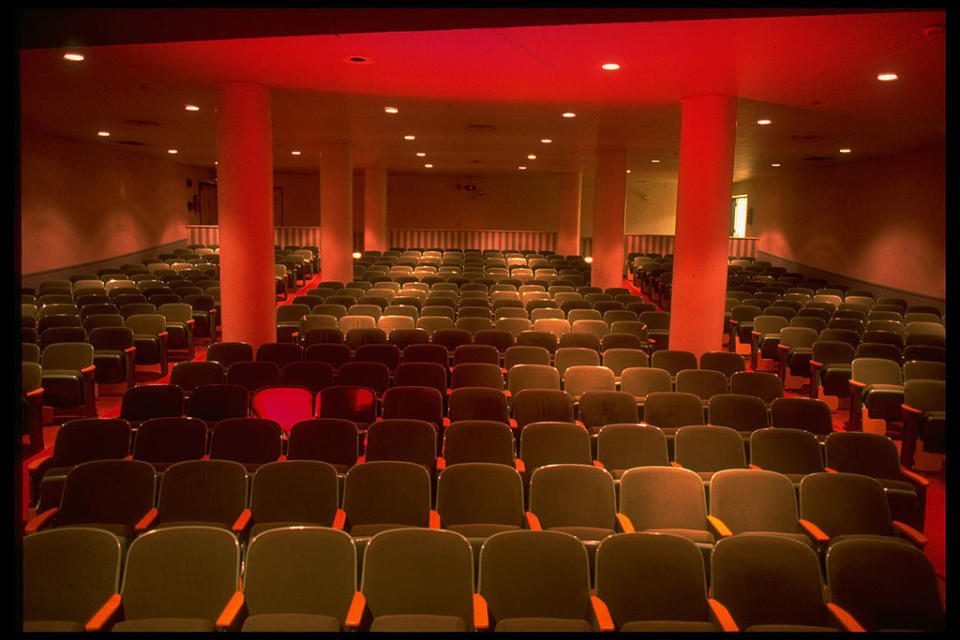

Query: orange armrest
<box><xmin>525</xmin><ymin>511</ymin><xmax>542</xmax><ymax>530</ymax></box>
<box><xmin>215</xmin><ymin>590</ymin><xmax>245</xmax><ymax>631</ymax></box>
<box><xmin>824</xmin><ymin>467</ymin><xmax>838</xmax><ymax>473</ymax></box>
<box><xmin>750</xmin><ymin>330</ymin><xmax>761</xmax><ymax>338</ymax></box>
<box><xmin>669</xmin><ymin>461</ymin><xmax>684</xmax><ymax>468</ymax></box>
<box><xmin>707</xmin><ymin>515</ymin><xmax>733</xmax><ymax>538</ymax></box>
<box><xmin>503</xmin><ymin>390</ymin><xmax>511</xmax><ymax>399</ymax></box>
<box><xmin>591</xmin><ymin>595</ymin><xmax>616</xmax><ymax>632</ymax></box>
<box><xmin>25</xmin><ymin>508</ymin><xmax>59</xmax><ymax>534</ymax></box>
<box><xmin>436</xmin><ymin>456</ymin><xmax>446</xmax><ymax>471</ymax></box>
<box><xmin>26</xmin><ymin>387</ymin><xmax>44</xmax><ymax>399</ymax></box>
<box><xmin>186</xmin><ymin>319</ymin><xmax>195</xmax><ymax>328</ymax></box>
<box><xmin>356</xmin><ymin>456</ymin><xmax>366</xmax><ymax>464</ymax></box>
<box><xmin>81</xmin><ymin>365</ymin><xmax>96</xmax><ymax>375</ymax></box>
<box><xmin>777</xmin><ymin>344</ymin><xmax>790</xmax><ymax>351</ymax></box>
<box><xmin>707</xmin><ymin>598</ymin><xmax>739</xmax><ymax>632</ymax></box>
<box><xmin>124</xmin><ymin>346</ymin><xmax>137</xmax><ymax>356</ymax></box>
<box><xmin>508</xmin><ymin>418</ymin><xmax>517</xmax><ymax>429</ymax></box>
<box><xmin>442</xmin><ymin>417</ymin><xmax>451</xmax><ymax>427</ymax></box>
<box><xmin>277</xmin><ymin>454</ymin><xmax>287</xmax><ymax>461</ymax></box>
<box><xmin>729</xmin><ymin>320</ymin><xmax>739</xmax><ymax>326</ymax></box>
<box><xmin>514</xmin><ymin>458</ymin><xmax>526</xmax><ymax>473</ymax></box>
<box><xmin>748</xmin><ymin>463</ymin><xmax>763</xmax><ymax>470</ymax></box>
<box><xmin>158</xmin><ymin>331</ymin><xmax>169</xmax><ymax>339</ymax></box>
<box><xmin>900</xmin><ymin>467</ymin><xmax>930</xmax><ymax>486</ymax></box>
<box><xmin>827</xmin><ymin>603</ymin><xmax>866</xmax><ymax>632</ymax></box>
<box><xmin>85</xmin><ymin>593</ymin><xmax>122</xmax><ymax>632</ymax></box>
<box><xmin>592</xmin><ymin>460</ymin><xmax>605</xmax><ymax>470</ymax></box>
<box><xmin>809</xmin><ymin>360</ymin><xmax>823</xmax><ymax>369</ymax></box>
<box><xmin>27</xmin><ymin>453</ymin><xmax>52</xmax><ymax>473</ymax></box>
<box><xmin>429</xmin><ymin>510</ymin><xmax>441</xmax><ymax>529</ymax></box>
<box><xmin>232</xmin><ymin>508</ymin><xmax>252</xmax><ymax>534</ymax></box>
<box><xmin>892</xmin><ymin>520</ymin><xmax>927</xmax><ymax>547</ymax></box>
<box><xmin>135</xmin><ymin>508</ymin><xmax>158</xmax><ymax>532</ymax></box>
<box><xmin>901</xmin><ymin>404</ymin><xmax>923</xmax><ymax>416</ymax></box>
<box><xmin>849</xmin><ymin>380</ymin><xmax>866</xmax><ymax>388</ymax></box>
<box><xmin>616</xmin><ymin>512</ymin><xmax>635</xmax><ymax>533</ymax></box>
<box><xmin>473</xmin><ymin>593</ymin><xmax>489</xmax><ymax>631</ymax></box>
<box><xmin>798</xmin><ymin>518</ymin><xmax>830</xmax><ymax>543</ymax></box>
<box><xmin>332</xmin><ymin>509</ymin><xmax>346</xmax><ymax>530</ymax></box>
<box><xmin>345</xmin><ymin>591</ymin><xmax>366</xmax><ymax>629</ymax></box>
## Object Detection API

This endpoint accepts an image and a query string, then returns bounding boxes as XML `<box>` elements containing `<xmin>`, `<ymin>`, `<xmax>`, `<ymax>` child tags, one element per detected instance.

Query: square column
<box><xmin>320</xmin><ymin>144</ymin><xmax>354</xmax><ymax>284</ymax></box>
<box><xmin>591</xmin><ymin>150</ymin><xmax>627</xmax><ymax>290</ymax></box>
<box><xmin>557</xmin><ymin>172</ymin><xmax>582</xmax><ymax>257</ymax></box>
<box><xmin>363</xmin><ymin>168</ymin><xmax>389</xmax><ymax>253</ymax></box>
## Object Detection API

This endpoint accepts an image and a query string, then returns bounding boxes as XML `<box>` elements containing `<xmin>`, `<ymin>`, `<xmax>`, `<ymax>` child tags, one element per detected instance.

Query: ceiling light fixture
<box><xmin>97</xmin><ymin>131</ymin><xmax>110</xmax><ymax>137</ymax></box>
<box><xmin>583</xmin><ymin>256</ymin><xmax>594</xmax><ymax>263</ymax></box>
<box><xmin>771</xmin><ymin>163</ymin><xmax>781</xmax><ymax>167</ymax></box>
<box><xmin>562</xmin><ymin>112</ymin><xmax>576</xmax><ymax>118</ymax></box>
<box><xmin>63</xmin><ymin>52</ymin><xmax>85</xmax><ymax>61</ymax></box>
<box><xmin>384</xmin><ymin>106</ymin><xmax>399</xmax><ymax>114</ymax></box>
<box><xmin>839</xmin><ymin>148</ymin><xmax>852</xmax><ymax>154</ymax></box>
<box><xmin>601</xmin><ymin>63</ymin><xmax>621</xmax><ymax>71</ymax></box>
<box><xmin>424</xmin><ymin>163</ymin><xmax>434</xmax><ymax>168</ymax></box>
<box><xmin>167</xmin><ymin>149</ymin><xmax>178</xmax><ymax>154</ymax></box>
<box><xmin>291</xmin><ymin>150</ymin><xmax>301</xmax><ymax>156</ymax></box>
<box><xmin>540</xmin><ymin>138</ymin><xmax>552</xmax><ymax>144</ymax></box>
<box><xmin>403</xmin><ymin>135</ymin><xmax>416</xmax><ymax>141</ymax></box>
<box><xmin>626</xmin><ymin>169</ymin><xmax>631</xmax><ymax>174</ymax></box>
<box><xmin>352</xmin><ymin>252</ymin><xmax>363</xmax><ymax>259</ymax></box>
<box><xmin>877</xmin><ymin>72</ymin><xmax>899</xmax><ymax>82</ymax></box>
<box><xmin>651</xmin><ymin>159</ymin><xmax>660</xmax><ymax>163</ymax></box>
<box><xmin>184</xmin><ymin>104</ymin><xmax>200</xmax><ymax>111</ymax></box>
<box><xmin>757</xmin><ymin>119</ymin><xmax>772</xmax><ymax>125</ymax></box>
<box><xmin>346</xmin><ymin>56</ymin><xmax>371</xmax><ymax>64</ymax></box>
<box><xmin>518</xmin><ymin>166</ymin><xmax>527</xmax><ymax>170</ymax></box>
<box><xmin>416</xmin><ymin>152</ymin><xmax>426</xmax><ymax>157</ymax></box>
<box><xmin>527</xmin><ymin>154</ymin><xmax>537</xmax><ymax>160</ymax></box>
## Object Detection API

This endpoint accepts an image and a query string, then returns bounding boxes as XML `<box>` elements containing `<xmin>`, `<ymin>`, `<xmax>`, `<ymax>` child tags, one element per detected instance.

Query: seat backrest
<box><xmin>650</xmin><ymin>350</ymin><xmax>698</xmax><ymax>376</ymax></box>
<box><xmin>711</xmin><ymin>534</ymin><xmax>829</xmax><ymax>629</ymax></box>
<box><xmin>708</xmin><ymin>394</ymin><xmax>769</xmax><ymax>432</ymax></box>
<box><xmin>361</xmin><ymin>528</ymin><xmax>476</xmax><ymax>628</ymax></box>
<box><xmin>170</xmin><ymin>360</ymin><xmax>226</xmax><ymax>392</ymax></box>
<box><xmin>442</xmin><ymin>421</ymin><xmax>516</xmax><ymax>467</ymax></box>
<box><xmin>641</xmin><ymin>392</ymin><xmax>704</xmax><ymax>429</ymax></box>
<box><xmin>528</xmin><ymin>464</ymin><xmax>617</xmax><ymax>530</ymax></box>
<box><xmin>132</xmin><ymin>416</ymin><xmax>208</xmax><ymax>467</ymax></box>
<box><xmin>209</xmin><ymin>417</ymin><xmax>283</xmax><ymax>465</ymax></box>
<box><xmin>826</xmin><ymin>537</ymin><xmax>944</xmax><ymax>632</ymax></box>
<box><xmin>618</xmin><ymin>466</ymin><xmax>708</xmax><ymax>531</ymax></box>
<box><xmin>55</xmin><ymin>459</ymin><xmax>157</xmax><ymax>529</ymax></box>
<box><xmin>519</xmin><ymin>422</ymin><xmax>591</xmax><ymax>469</ymax></box>
<box><xmin>50</xmin><ymin>418</ymin><xmax>132</xmax><ymax>467</ymax></box>
<box><xmin>823</xmin><ymin>432</ymin><xmax>901</xmax><ymax>480</ymax></box>
<box><xmin>120</xmin><ymin>525</ymin><xmax>240</xmax><ymax>623</ymax></box>
<box><xmin>250</xmin><ymin>460</ymin><xmax>340</xmax><ymax>527</ymax></box>
<box><xmin>577</xmin><ymin>390</ymin><xmax>639</xmax><ymax>428</ymax></box>
<box><xmin>22</xmin><ymin>527</ymin><xmax>123</xmax><ymax>627</ymax></box>
<box><xmin>768</xmin><ymin>397</ymin><xmax>833</xmax><ymax>436</ymax></box>
<box><xmin>675</xmin><ymin>369</ymin><xmax>729</xmax><ymax>401</ymax></box>
<box><xmin>554</xmin><ymin>347</ymin><xmax>601</xmax><ymax>377</ymax></box>
<box><xmin>674</xmin><ymin>425</ymin><xmax>746</xmax><ymax>472</ymax></box>
<box><xmin>206</xmin><ymin>341</ymin><xmax>254</xmax><ymax>367</ymax></box>
<box><xmin>364</xmin><ymin>419</ymin><xmax>437</xmax><ymax>468</ymax></box>
<box><xmin>503</xmin><ymin>345</ymin><xmax>550</xmax><ymax>368</ymax></box>
<box><xmin>512</xmin><ymin>389</ymin><xmax>575</xmax><ymax>429</ymax></box>
<box><xmin>799</xmin><ymin>472</ymin><xmax>892</xmax><ymax>537</ymax></box>
<box><xmin>478</xmin><ymin>530</ymin><xmax>590</xmax><ymax>624</ymax></box>
<box><xmin>40</xmin><ymin>341</ymin><xmax>94</xmax><ymax>370</ymax></box>
<box><xmin>563</xmin><ymin>365</ymin><xmax>616</xmax><ymax>397</ymax></box>
<box><xmin>902</xmin><ymin>379</ymin><xmax>945</xmax><ymax>412</ymax></box>
<box><xmin>851</xmin><ymin>357</ymin><xmax>902</xmax><ymax>385</ymax></box>
<box><xmin>155</xmin><ymin>460</ymin><xmax>249</xmax><ymax>527</ymax></box>
<box><xmin>709</xmin><ymin>468</ymin><xmax>801</xmax><ymax>535</ymax></box>
<box><xmin>341</xmin><ymin>461</ymin><xmax>432</xmax><ymax>528</ymax></box>
<box><xmin>226</xmin><ymin>361</ymin><xmax>281</xmax><ymax>393</ymax></box>
<box><xmin>120</xmin><ymin>384</ymin><xmax>185</xmax><ymax>422</ymax></box>
<box><xmin>749</xmin><ymin>428</ymin><xmax>824</xmax><ymax>474</ymax></box>
<box><xmin>286</xmin><ymin>417</ymin><xmax>358</xmax><ymax>467</ymax></box>
<box><xmin>186</xmin><ymin>384</ymin><xmax>249</xmax><ymax>424</ymax></box>
<box><xmin>447</xmin><ymin>387</ymin><xmax>510</xmax><ymax>424</ymax></box>
<box><xmin>595</xmin><ymin>532</ymin><xmax>710</xmax><ymax>629</ymax></box>
<box><xmin>451</xmin><ymin>362</ymin><xmax>504</xmax><ymax>390</ymax></box>
<box><xmin>596</xmin><ymin>424</ymin><xmax>669</xmax><ymax>471</ymax></box>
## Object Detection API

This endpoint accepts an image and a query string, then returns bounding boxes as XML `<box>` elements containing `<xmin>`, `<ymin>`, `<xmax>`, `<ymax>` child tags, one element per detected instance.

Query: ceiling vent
<box><xmin>114</xmin><ymin>140</ymin><xmax>146</xmax><ymax>146</ymax></box>
<box><xmin>802</xmin><ymin>155</ymin><xmax>833</xmax><ymax>162</ymax></box>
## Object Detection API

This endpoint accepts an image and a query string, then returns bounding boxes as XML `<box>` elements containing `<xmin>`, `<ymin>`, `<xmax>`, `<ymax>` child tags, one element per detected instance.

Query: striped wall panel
<box><xmin>389</xmin><ymin>229</ymin><xmax>557</xmax><ymax>252</ymax></box>
<box><xmin>187</xmin><ymin>226</ymin><xmax>324</xmax><ymax>249</ymax></box>
<box><xmin>580</xmin><ymin>235</ymin><xmax>757</xmax><ymax>258</ymax></box>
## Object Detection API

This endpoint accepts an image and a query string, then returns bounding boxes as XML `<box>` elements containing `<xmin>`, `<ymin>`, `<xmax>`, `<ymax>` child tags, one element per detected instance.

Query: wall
<box><xmin>735</xmin><ymin>146</ymin><xmax>945</xmax><ymax>300</ymax></box>
<box><xmin>580</xmin><ymin>174</ymin><xmax>678</xmax><ymax>239</ymax></box>
<box><xmin>20</xmin><ymin>129</ymin><xmax>207</xmax><ymax>277</ymax></box>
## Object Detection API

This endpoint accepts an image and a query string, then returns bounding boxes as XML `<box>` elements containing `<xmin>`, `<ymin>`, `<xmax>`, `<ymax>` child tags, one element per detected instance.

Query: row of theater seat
<box><xmin>24</xmin><ymin>459</ymin><xmax>943</xmax><ymax>631</ymax></box>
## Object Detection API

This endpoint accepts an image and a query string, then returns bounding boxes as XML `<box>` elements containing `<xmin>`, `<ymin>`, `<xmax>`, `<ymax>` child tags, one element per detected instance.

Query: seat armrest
<box><xmin>892</xmin><ymin>520</ymin><xmax>928</xmax><ymax>548</ymax></box>
<box><xmin>592</xmin><ymin>460</ymin><xmax>605</xmax><ymax>470</ymax></box>
<box><xmin>473</xmin><ymin>593</ymin><xmax>490</xmax><ymax>631</ymax></box>
<box><xmin>508</xmin><ymin>418</ymin><xmax>517</xmax><ymax>429</ymax></box>
<box><xmin>24</xmin><ymin>507</ymin><xmax>58</xmax><ymax>534</ymax></box>
<box><xmin>429</xmin><ymin>510</ymin><xmax>441</xmax><ymax>529</ymax></box>
<box><xmin>748</xmin><ymin>463</ymin><xmax>763</xmax><ymax>470</ymax></box>
<box><xmin>615</xmin><ymin>512</ymin><xmax>635</xmax><ymax>533</ymax></box>
<box><xmin>706</xmin><ymin>515</ymin><xmax>733</xmax><ymax>538</ymax></box>
<box><xmin>231</xmin><ymin>508</ymin><xmax>252</xmax><ymax>534</ymax></box>
<box><xmin>901</xmin><ymin>404</ymin><xmax>923</xmax><ymax>417</ymax></box>
<box><xmin>436</xmin><ymin>456</ymin><xmax>446</xmax><ymax>471</ymax></box>
<box><xmin>591</xmin><ymin>595</ymin><xmax>615</xmax><ymax>632</ymax></box>
<box><xmin>525</xmin><ymin>511</ymin><xmax>542</xmax><ymax>530</ymax></box>
<box><xmin>514</xmin><ymin>458</ymin><xmax>525</xmax><ymax>473</ymax></box>
<box><xmin>826</xmin><ymin>603</ymin><xmax>866</xmax><ymax>632</ymax></box>
<box><xmin>215</xmin><ymin>590</ymin><xmax>246</xmax><ymax>632</ymax></box>
<box><xmin>707</xmin><ymin>598</ymin><xmax>739</xmax><ymax>632</ymax></box>
<box><xmin>332</xmin><ymin>509</ymin><xmax>346</xmax><ymax>530</ymax></box>
<box><xmin>798</xmin><ymin>518</ymin><xmax>830</xmax><ymax>544</ymax></box>
<box><xmin>900</xmin><ymin>466</ymin><xmax>930</xmax><ymax>487</ymax></box>
<box><xmin>669</xmin><ymin>461</ymin><xmax>684</xmax><ymax>468</ymax></box>
<box><xmin>134</xmin><ymin>507</ymin><xmax>158</xmax><ymax>532</ymax></box>
<box><xmin>85</xmin><ymin>593</ymin><xmax>122</xmax><ymax>632</ymax></box>
<box><xmin>345</xmin><ymin>591</ymin><xmax>367</xmax><ymax>630</ymax></box>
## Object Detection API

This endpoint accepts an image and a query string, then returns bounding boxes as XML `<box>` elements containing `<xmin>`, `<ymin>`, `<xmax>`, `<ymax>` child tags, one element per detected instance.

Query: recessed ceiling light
<box><xmin>527</xmin><ymin>154</ymin><xmax>537</xmax><ymax>160</ymax></box>
<box><xmin>583</xmin><ymin>256</ymin><xmax>594</xmax><ymax>263</ymax></box>
<box><xmin>839</xmin><ymin>148</ymin><xmax>852</xmax><ymax>154</ymax></box>
<box><xmin>424</xmin><ymin>163</ymin><xmax>433</xmax><ymax>168</ymax></box>
<box><xmin>291</xmin><ymin>150</ymin><xmax>301</xmax><ymax>156</ymax></box>
<box><xmin>651</xmin><ymin>159</ymin><xmax>661</xmax><ymax>163</ymax></box>
<box><xmin>540</xmin><ymin>138</ymin><xmax>552</xmax><ymax>144</ymax></box>
<box><xmin>403</xmin><ymin>135</ymin><xmax>416</xmax><ymax>141</ymax></box>
<box><xmin>63</xmin><ymin>52</ymin><xmax>85</xmax><ymax>62</ymax></box>
<box><xmin>518</xmin><ymin>166</ymin><xmax>528</xmax><ymax>170</ymax></box>
<box><xmin>771</xmin><ymin>163</ymin><xmax>781</xmax><ymax>167</ymax></box>
<box><xmin>97</xmin><ymin>131</ymin><xmax>110</xmax><ymax>137</ymax></box>
<box><xmin>626</xmin><ymin>169</ymin><xmax>632</xmax><ymax>174</ymax></box>
<box><xmin>167</xmin><ymin>149</ymin><xmax>178</xmax><ymax>154</ymax></box>
<box><xmin>877</xmin><ymin>72</ymin><xmax>899</xmax><ymax>82</ymax></box>
<box><xmin>416</xmin><ymin>152</ymin><xmax>426</xmax><ymax>157</ymax></box>
<box><xmin>346</xmin><ymin>56</ymin><xmax>371</xmax><ymax>64</ymax></box>
<box><xmin>601</xmin><ymin>63</ymin><xmax>621</xmax><ymax>71</ymax></box>
<box><xmin>384</xmin><ymin>106</ymin><xmax>399</xmax><ymax>114</ymax></box>
<box><xmin>562</xmin><ymin>112</ymin><xmax>576</xmax><ymax>118</ymax></box>
<box><xmin>352</xmin><ymin>252</ymin><xmax>363</xmax><ymax>259</ymax></box>
<box><xmin>757</xmin><ymin>119</ymin><xmax>773</xmax><ymax>125</ymax></box>
<box><xmin>184</xmin><ymin>105</ymin><xmax>200</xmax><ymax>111</ymax></box>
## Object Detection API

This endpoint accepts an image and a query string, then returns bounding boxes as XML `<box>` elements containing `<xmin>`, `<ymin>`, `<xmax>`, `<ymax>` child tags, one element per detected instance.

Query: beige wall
<box><xmin>735</xmin><ymin>146</ymin><xmax>945</xmax><ymax>300</ymax></box>
<box><xmin>20</xmin><ymin>129</ymin><xmax>206</xmax><ymax>275</ymax></box>
<box><xmin>580</xmin><ymin>174</ymin><xmax>678</xmax><ymax>238</ymax></box>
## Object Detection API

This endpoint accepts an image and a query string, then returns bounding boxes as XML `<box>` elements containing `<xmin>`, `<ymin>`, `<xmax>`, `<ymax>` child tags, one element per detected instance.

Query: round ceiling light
<box><xmin>63</xmin><ymin>52</ymin><xmax>85</xmax><ymax>61</ymax></box>
<box><xmin>601</xmin><ymin>63</ymin><xmax>621</xmax><ymax>70</ymax></box>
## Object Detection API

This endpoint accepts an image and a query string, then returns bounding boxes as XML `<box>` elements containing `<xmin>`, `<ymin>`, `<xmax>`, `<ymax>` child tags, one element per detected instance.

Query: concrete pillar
<box><xmin>557</xmin><ymin>172</ymin><xmax>582</xmax><ymax>257</ymax></box>
<box><xmin>320</xmin><ymin>144</ymin><xmax>354</xmax><ymax>284</ymax></box>
<box><xmin>669</xmin><ymin>95</ymin><xmax>738</xmax><ymax>357</ymax></box>
<box><xmin>591</xmin><ymin>149</ymin><xmax>628</xmax><ymax>290</ymax></box>
<box><xmin>363</xmin><ymin>168</ymin><xmax>389</xmax><ymax>253</ymax></box>
<box><xmin>216</xmin><ymin>82</ymin><xmax>276</xmax><ymax>351</ymax></box>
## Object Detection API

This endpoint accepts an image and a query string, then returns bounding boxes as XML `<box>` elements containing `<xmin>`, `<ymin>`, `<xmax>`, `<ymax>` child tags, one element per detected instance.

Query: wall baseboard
<box><xmin>756</xmin><ymin>250</ymin><xmax>945</xmax><ymax>311</ymax></box>
<box><xmin>20</xmin><ymin>238</ymin><xmax>189</xmax><ymax>290</ymax></box>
